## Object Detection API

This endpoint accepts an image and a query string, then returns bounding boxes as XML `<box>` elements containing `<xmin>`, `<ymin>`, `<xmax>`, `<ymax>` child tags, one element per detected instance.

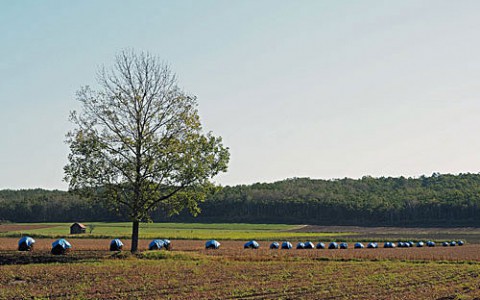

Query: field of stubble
<box><xmin>1</xmin><ymin>238</ymin><xmax>480</xmax><ymax>299</ymax></box>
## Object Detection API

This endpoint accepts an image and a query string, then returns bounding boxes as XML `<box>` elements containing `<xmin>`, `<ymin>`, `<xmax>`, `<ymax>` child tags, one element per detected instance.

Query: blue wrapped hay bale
<box><xmin>367</xmin><ymin>242</ymin><xmax>378</xmax><ymax>249</ymax></box>
<box><xmin>110</xmin><ymin>239</ymin><xmax>124</xmax><ymax>251</ymax></box>
<box><xmin>281</xmin><ymin>241</ymin><xmax>293</xmax><ymax>249</ymax></box>
<box><xmin>270</xmin><ymin>242</ymin><xmax>280</xmax><ymax>249</ymax></box>
<box><xmin>163</xmin><ymin>239</ymin><xmax>171</xmax><ymax>250</ymax></box>
<box><xmin>304</xmin><ymin>241</ymin><xmax>315</xmax><ymax>249</ymax></box>
<box><xmin>416</xmin><ymin>241</ymin><xmax>425</xmax><ymax>247</ymax></box>
<box><xmin>457</xmin><ymin>240</ymin><xmax>464</xmax><ymax>246</ymax></box>
<box><xmin>450</xmin><ymin>241</ymin><xmax>456</xmax><ymax>247</ymax></box>
<box><xmin>205</xmin><ymin>240</ymin><xmax>221</xmax><ymax>249</ymax></box>
<box><xmin>316</xmin><ymin>242</ymin><xmax>326</xmax><ymax>249</ymax></box>
<box><xmin>442</xmin><ymin>241</ymin><xmax>449</xmax><ymax>247</ymax></box>
<box><xmin>18</xmin><ymin>236</ymin><xmax>35</xmax><ymax>251</ymax></box>
<box><xmin>427</xmin><ymin>241</ymin><xmax>435</xmax><ymax>247</ymax></box>
<box><xmin>354</xmin><ymin>242</ymin><xmax>364</xmax><ymax>249</ymax></box>
<box><xmin>339</xmin><ymin>242</ymin><xmax>348</xmax><ymax>249</ymax></box>
<box><xmin>384</xmin><ymin>242</ymin><xmax>395</xmax><ymax>248</ymax></box>
<box><xmin>244</xmin><ymin>240</ymin><xmax>260</xmax><ymax>249</ymax></box>
<box><xmin>149</xmin><ymin>239</ymin><xmax>165</xmax><ymax>250</ymax></box>
<box><xmin>296</xmin><ymin>242</ymin><xmax>305</xmax><ymax>249</ymax></box>
<box><xmin>51</xmin><ymin>239</ymin><xmax>72</xmax><ymax>255</ymax></box>
<box><xmin>328</xmin><ymin>242</ymin><xmax>338</xmax><ymax>249</ymax></box>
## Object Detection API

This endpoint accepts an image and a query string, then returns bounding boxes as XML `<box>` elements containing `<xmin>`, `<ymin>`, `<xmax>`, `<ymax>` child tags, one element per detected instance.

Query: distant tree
<box><xmin>64</xmin><ymin>50</ymin><xmax>230</xmax><ymax>252</ymax></box>
<box><xmin>88</xmin><ymin>224</ymin><xmax>96</xmax><ymax>234</ymax></box>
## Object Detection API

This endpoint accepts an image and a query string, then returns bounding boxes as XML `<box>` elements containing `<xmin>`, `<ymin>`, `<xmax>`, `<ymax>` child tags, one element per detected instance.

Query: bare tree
<box><xmin>64</xmin><ymin>50</ymin><xmax>229</xmax><ymax>252</ymax></box>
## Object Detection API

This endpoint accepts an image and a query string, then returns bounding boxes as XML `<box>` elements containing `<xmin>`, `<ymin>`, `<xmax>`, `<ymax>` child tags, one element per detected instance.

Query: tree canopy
<box><xmin>64</xmin><ymin>50</ymin><xmax>229</xmax><ymax>251</ymax></box>
<box><xmin>3</xmin><ymin>173</ymin><xmax>480</xmax><ymax>227</ymax></box>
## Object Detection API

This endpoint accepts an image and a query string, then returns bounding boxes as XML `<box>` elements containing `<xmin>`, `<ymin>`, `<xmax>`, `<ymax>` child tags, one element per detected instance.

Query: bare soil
<box><xmin>1</xmin><ymin>238</ymin><xmax>480</xmax><ymax>299</ymax></box>
<box><xmin>0</xmin><ymin>224</ymin><xmax>56</xmax><ymax>233</ymax></box>
<box><xmin>1</xmin><ymin>238</ymin><xmax>479</xmax><ymax>265</ymax></box>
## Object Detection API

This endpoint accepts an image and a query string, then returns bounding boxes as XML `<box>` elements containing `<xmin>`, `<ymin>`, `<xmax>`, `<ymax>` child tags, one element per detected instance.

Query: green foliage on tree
<box><xmin>63</xmin><ymin>50</ymin><xmax>230</xmax><ymax>252</ymax></box>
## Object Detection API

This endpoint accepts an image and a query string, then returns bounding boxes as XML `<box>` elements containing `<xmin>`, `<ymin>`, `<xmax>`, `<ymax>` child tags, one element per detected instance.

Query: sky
<box><xmin>1</xmin><ymin>0</ymin><xmax>480</xmax><ymax>190</ymax></box>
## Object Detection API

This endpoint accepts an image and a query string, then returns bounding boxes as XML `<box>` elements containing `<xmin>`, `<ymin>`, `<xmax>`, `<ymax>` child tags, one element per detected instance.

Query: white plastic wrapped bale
<box><xmin>51</xmin><ymin>239</ymin><xmax>72</xmax><ymax>255</ymax></box>
<box><xmin>149</xmin><ymin>239</ymin><xmax>165</xmax><ymax>250</ymax></box>
<box><xmin>18</xmin><ymin>236</ymin><xmax>35</xmax><ymax>251</ymax></box>
<box><xmin>244</xmin><ymin>240</ymin><xmax>260</xmax><ymax>249</ymax></box>
<box><xmin>110</xmin><ymin>239</ymin><xmax>124</xmax><ymax>251</ymax></box>
<box><xmin>281</xmin><ymin>241</ymin><xmax>293</xmax><ymax>249</ymax></box>
<box><xmin>205</xmin><ymin>240</ymin><xmax>221</xmax><ymax>249</ymax></box>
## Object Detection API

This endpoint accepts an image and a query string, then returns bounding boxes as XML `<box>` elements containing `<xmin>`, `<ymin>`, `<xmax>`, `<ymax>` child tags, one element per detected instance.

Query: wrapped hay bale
<box><xmin>270</xmin><ymin>242</ymin><xmax>280</xmax><ymax>249</ymax></box>
<box><xmin>384</xmin><ymin>242</ymin><xmax>395</xmax><ymax>248</ymax></box>
<box><xmin>354</xmin><ymin>242</ymin><xmax>364</xmax><ymax>249</ymax></box>
<box><xmin>281</xmin><ymin>241</ymin><xmax>292</xmax><ymax>249</ymax></box>
<box><xmin>244</xmin><ymin>240</ymin><xmax>260</xmax><ymax>249</ymax></box>
<box><xmin>110</xmin><ymin>239</ymin><xmax>124</xmax><ymax>251</ymax></box>
<box><xmin>328</xmin><ymin>242</ymin><xmax>338</xmax><ymax>249</ymax></box>
<box><xmin>18</xmin><ymin>236</ymin><xmax>35</xmax><ymax>251</ymax></box>
<box><xmin>163</xmin><ymin>239</ymin><xmax>171</xmax><ymax>250</ymax></box>
<box><xmin>205</xmin><ymin>240</ymin><xmax>220</xmax><ymax>249</ymax></box>
<box><xmin>149</xmin><ymin>239</ymin><xmax>166</xmax><ymax>250</ymax></box>
<box><xmin>304</xmin><ymin>241</ymin><xmax>315</xmax><ymax>249</ymax></box>
<box><xmin>51</xmin><ymin>239</ymin><xmax>72</xmax><ymax>255</ymax></box>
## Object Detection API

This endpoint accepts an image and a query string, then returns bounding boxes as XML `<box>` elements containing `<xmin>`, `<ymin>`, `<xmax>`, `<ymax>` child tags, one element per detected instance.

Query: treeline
<box><xmin>173</xmin><ymin>173</ymin><xmax>480</xmax><ymax>226</ymax></box>
<box><xmin>2</xmin><ymin>173</ymin><xmax>480</xmax><ymax>226</ymax></box>
<box><xmin>0</xmin><ymin>189</ymin><xmax>122</xmax><ymax>223</ymax></box>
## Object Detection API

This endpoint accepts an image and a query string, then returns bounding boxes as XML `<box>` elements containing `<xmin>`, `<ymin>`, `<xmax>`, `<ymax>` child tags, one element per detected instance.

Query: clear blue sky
<box><xmin>1</xmin><ymin>0</ymin><xmax>480</xmax><ymax>190</ymax></box>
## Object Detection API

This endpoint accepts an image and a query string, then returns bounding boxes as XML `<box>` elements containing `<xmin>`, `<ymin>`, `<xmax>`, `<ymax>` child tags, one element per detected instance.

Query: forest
<box><xmin>1</xmin><ymin>173</ymin><xmax>480</xmax><ymax>226</ymax></box>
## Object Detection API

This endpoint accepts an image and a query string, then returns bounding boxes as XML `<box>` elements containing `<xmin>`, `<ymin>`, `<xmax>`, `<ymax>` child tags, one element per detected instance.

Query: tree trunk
<box><xmin>131</xmin><ymin>220</ymin><xmax>139</xmax><ymax>253</ymax></box>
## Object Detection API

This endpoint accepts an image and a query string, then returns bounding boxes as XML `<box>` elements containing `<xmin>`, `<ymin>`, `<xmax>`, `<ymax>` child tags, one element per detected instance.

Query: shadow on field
<box><xmin>0</xmin><ymin>250</ymin><xmax>110</xmax><ymax>265</ymax></box>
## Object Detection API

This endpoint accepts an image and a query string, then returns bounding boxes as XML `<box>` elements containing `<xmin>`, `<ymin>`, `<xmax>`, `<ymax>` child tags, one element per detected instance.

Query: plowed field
<box><xmin>1</xmin><ymin>238</ymin><xmax>479</xmax><ymax>263</ymax></box>
<box><xmin>1</xmin><ymin>238</ymin><xmax>480</xmax><ymax>299</ymax></box>
<box><xmin>0</xmin><ymin>224</ymin><xmax>56</xmax><ymax>233</ymax></box>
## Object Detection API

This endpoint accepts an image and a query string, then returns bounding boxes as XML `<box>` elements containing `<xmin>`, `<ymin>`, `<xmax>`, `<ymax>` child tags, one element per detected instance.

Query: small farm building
<box><xmin>70</xmin><ymin>223</ymin><xmax>86</xmax><ymax>234</ymax></box>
